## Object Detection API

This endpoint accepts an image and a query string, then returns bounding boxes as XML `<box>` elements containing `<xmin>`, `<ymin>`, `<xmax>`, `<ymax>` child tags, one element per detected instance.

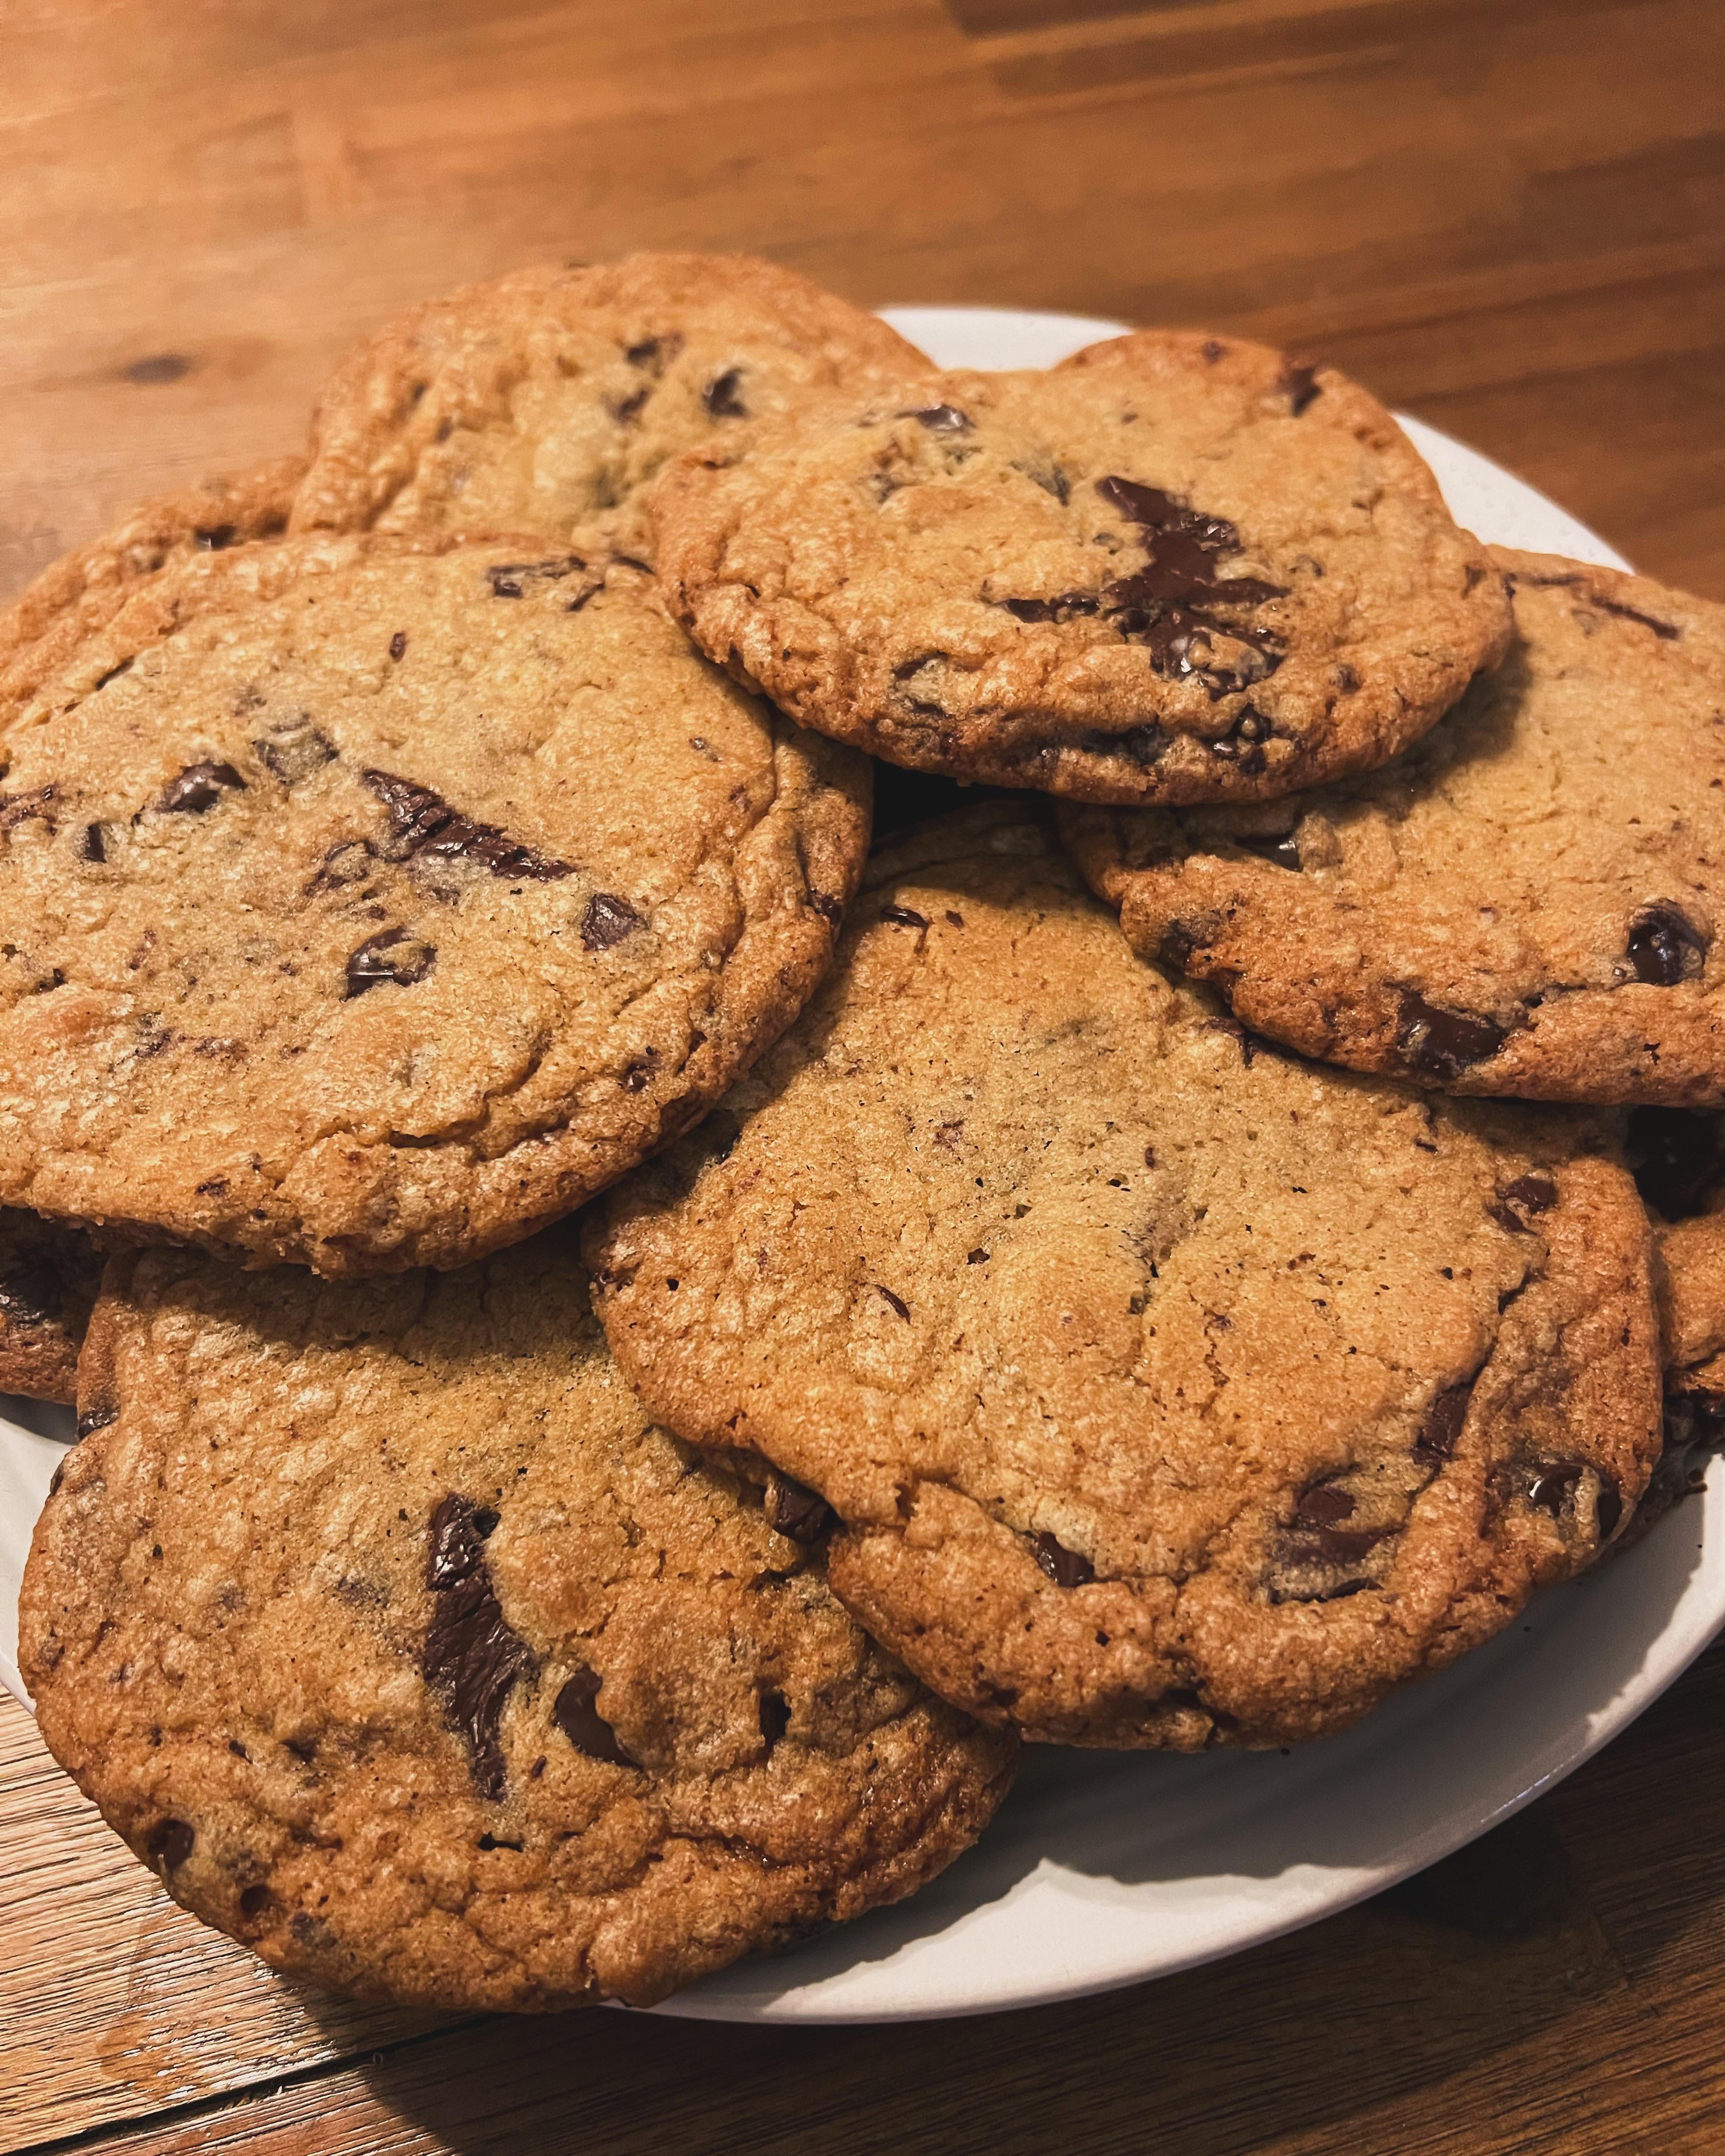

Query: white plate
<box><xmin>3</xmin><ymin>307</ymin><xmax>1715</xmax><ymax>2028</ymax></box>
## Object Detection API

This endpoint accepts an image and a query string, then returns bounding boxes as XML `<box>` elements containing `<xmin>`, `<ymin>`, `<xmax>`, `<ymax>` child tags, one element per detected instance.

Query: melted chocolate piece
<box><xmin>1001</xmin><ymin>592</ymin><xmax>1101</xmax><ymax>624</ymax></box>
<box><xmin>1627</xmin><ymin>903</ymin><xmax>1707</xmax><ymax>986</ymax></box>
<box><xmin>1031</xmin><ymin>1530</ymin><xmax>1095</xmax><ymax>1588</ymax></box>
<box><xmin>76</xmin><ymin>1403</ymin><xmax>118</xmax><ymax>1438</ymax></box>
<box><xmin>880</xmin><ymin>904</ymin><xmax>929</xmax><ymax>930</ymax></box>
<box><xmin>147</xmin><ymin>1819</ymin><xmax>195</xmax><ymax>1871</ymax></box>
<box><xmin>1281</xmin><ymin>360</ymin><xmax>1322</xmax><ymax>415</ymax></box>
<box><xmin>389</xmin><ymin>631</ymin><xmax>408</xmax><ymax>662</ymax></box>
<box><xmin>581</xmin><ymin>892</ymin><xmax>645</xmax><ymax>951</ymax></box>
<box><xmin>874</xmin><ymin>1284</ymin><xmax>911</xmax><ymax>1321</ymax></box>
<box><xmin>703</xmin><ymin>368</ymin><xmax>748</xmax><ymax>419</ymax></box>
<box><xmin>422</xmin><ymin>1494</ymin><xmax>532</xmax><ymax>1799</ymax></box>
<box><xmin>1395</xmin><ymin>991</ymin><xmax>1508</xmax><ymax>1081</ymax></box>
<box><xmin>1622</xmin><ymin>1391</ymin><xmax>1725</xmax><ymax>1546</ymax></box>
<box><xmin>255</xmin><ymin>723</ymin><xmax>335</xmax><ymax>787</ymax></box>
<box><xmin>344</xmin><ymin>927</ymin><xmax>435</xmax><ymax>997</ymax></box>
<box><xmin>1500</xmin><ymin>1174</ymin><xmax>1558</xmax><ymax>1214</ymax></box>
<box><xmin>1208</xmin><ymin>708</ymin><xmax>1273</xmax><ymax>767</ymax></box>
<box><xmin>361</xmin><ymin>769</ymin><xmax>576</xmax><ymax>881</ymax></box>
<box><xmin>1414</xmin><ymin>1382</ymin><xmax>1474</xmax><ymax>1468</ymax></box>
<box><xmin>1295</xmin><ymin>1483</ymin><xmax>1356</xmax><ymax>1526</ymax></box>
<box><xmin>1090</xmin><ymin>476</ymin><xmax>1287</xmax><ymax>690</ymax></box>
<box><xmin>900</xmin><ymin>404</ymin><xmax>973</xmax><ymax>434</ymax></box>
<box><xmin>552</xmin><ymin>1667</ymin><xmax>635</xmax><ymax>1767</ymax></box>
<box><xmin>765</xmin><ymin>1473</ymin><xmax>835</xmax><ymax>1545</ymax></box>
<box><xmin>1627</xmin><ymin>1107</ymin><xmax>1723</xmax><ymax>1219</ymax></box>
<box><xmin>158</xmin><ymin>762</ymin><xmax>244</xmax><ymax>814</ymax></box>
<box><xmin>1238</xmin><ymin>830</ymin><xmax>1301</xmax><ymax>869</ymax></box>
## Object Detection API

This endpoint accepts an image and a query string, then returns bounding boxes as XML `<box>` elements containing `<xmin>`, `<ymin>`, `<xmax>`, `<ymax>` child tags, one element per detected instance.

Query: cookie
<box><xmin>291</xmin><ymin>254</ymin><xmax>926</xmax><ymax>556</ymax></box>
<box><xmin>0</xmin><ymin>534</ymin><xmax>868</xmax><ymax>1274</ymax></box>
<box><xmin>0</xmin><ymin>1211</ymin><xmax>97</xmax><ymax>1404</ymax></box>
<box><xmin>1</xmin><ymin>456</ymin><xmax>305</xmax><ymax>740</ymax></box>
<box><xmin>1062</xmin><ymin>550</ymin><xmax>1725</xmax><ymax>1105</ymax></box>
<box><xmin>588</xmin><ymin>806</ymin><xmax>1662</xmax><ymax>1748</ymax></box>
<box><xmin>650</xmin><ymin>333</ymin><xmax>1509</xmax><ymax>805</ymax></box>
<box><xmin>21</xmin><ymin>1230</ymin><xmax>1012</xmax><ymax>2011</ymax></box>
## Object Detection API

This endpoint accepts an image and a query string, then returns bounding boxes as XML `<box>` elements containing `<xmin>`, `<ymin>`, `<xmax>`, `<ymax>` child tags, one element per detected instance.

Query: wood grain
<box><xmin>2</xmin><ymin>1</ymin><xmax>1723</xmax><ymax>2150</ymax></box>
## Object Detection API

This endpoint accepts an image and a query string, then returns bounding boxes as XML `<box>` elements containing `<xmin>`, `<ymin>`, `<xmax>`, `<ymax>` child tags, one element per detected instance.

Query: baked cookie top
<box><xmin>0</xmin><ymin>456</ymin><xmax>305</xmax><ymax>739</ymax></box>
<box><xmin>21</xmin><ymin>1232</ymin><xmax>1011</xmax><ymax>2012</ymax></box>
<box><xmin>0</xmin><ymin>534</ymin><xmax>868</xmax><ymax>1274</ymax></box>
<box><xmin>291</xmin><ymin>254</ymin><xmax>926</xmax><ymax>553</ymax></box>
<box><xmin>0</xmin><ymin>1211</ymin><xmax>96</xmax><ymax>1405</ymax></box>
<box><xmin>650</xmin><ymin>332</ymin><xmax>1509</xmax><ymax>805</ymax></box>
<box><xmin>1062</xmin><ymin>550</ymin><xmax>1725</xmax><ymax>1105</ymax></box>
<box><xmin>588</xmin><ymin>807</ymin><xmax>1661</xmax><ymax>1749</ymax></box>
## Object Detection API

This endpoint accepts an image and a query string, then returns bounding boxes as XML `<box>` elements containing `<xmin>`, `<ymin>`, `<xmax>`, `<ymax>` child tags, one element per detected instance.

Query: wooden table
<box><xmin>3</xmin><ymin>2</ymin><xmax>1723</xmax><ymax>2149</ymax></box>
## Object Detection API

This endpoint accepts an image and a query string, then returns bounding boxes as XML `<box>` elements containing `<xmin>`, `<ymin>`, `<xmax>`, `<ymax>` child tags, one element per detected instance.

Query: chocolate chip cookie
<box><xmin>0</xmin><ymin>1211</ymin><xmax>96</xmax><ymax>1403</ymax></box>
<box><xmin>21</xmin><ymin>1230</ymin><xmax>1012</xmax><ymax>2011</ymax></box>
<box><xmin>1</xmin><ymin>456</ymin><xmax>305</xmax><ymax>741</ymax></box>
<box><xmin>650</xmin><ymin>332</ymin><xmax>1509</xmax><ymax>805</ymax></box>
<box><xmin>588</xmin><ymin>807</ymin><xmax>1661</xmax><ymax>1748</ymax></box>
<box><xmin>1063</xmin><ymin>550</ymin><xmax>1725</xmax><ymax>1104</ymax></box>
<box><xmin>0</xmin><ymin>534</ymin><xmax>868</xmax><ymax>1274</ymax></box>
<box><xmin>291</xmin><ymin>254</ymin><xmax>926</xmax><ymax>556</ymax></box>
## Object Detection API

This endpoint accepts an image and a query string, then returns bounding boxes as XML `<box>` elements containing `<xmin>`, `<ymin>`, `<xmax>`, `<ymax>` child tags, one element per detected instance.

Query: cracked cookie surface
<box><xmin>291</xmin><ymin>254</ymin><xmax>926</xmax><ymax>557</ymax></box>
<box><xmin>0</xmin><ymin>1210</ymin><xmax>97</xmax><ymax>1403</ymax></box>
<box><xmin>0</xmin><ymin>534</ymin><xmax>869</xmax><ymax>1274</ymax></box>
<box><xmin>650</xmin><ymin>332</ymin><xmax>1509</xmax><ymax>805</ymax></box>
<box><xmin>588</xmin><ymin>807</ymin><xmax>1661</xmax><ymax>1748</ymax></box>
<box><xmin>1</xmin><ymin>456</ymin><xmax>306</xmax><ymax>742</ymax></box>
<box><xmin>21</xmin><ymin>1230</ymin><xmax>1012</xmax><ymax>2011</ymax></box>
<box><xmin>1062</xmin><ymin>549</ymin><xmax>1725</xmax><ymax>1104</ymax></box>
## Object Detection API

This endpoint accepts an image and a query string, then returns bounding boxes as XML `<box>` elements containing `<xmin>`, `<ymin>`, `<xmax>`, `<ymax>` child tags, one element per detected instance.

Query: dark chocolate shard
<box><xmin>422</xmin><ymin>1494</ymin><xmax>532</xmax><ymax>1800</ymax></box>
<box><xmin>703</xmin><ymin>368</ymin><xmax>748</xmax><ymax>419</ymax></box>
<box><xmin>874</xmin><ymin>1284</ymin><xmax>911</xmax><ymax>1321</ymax></box>
<box><xmin>345</xmin><ymin>926</ymin><xmax>435</xmax><ymax>998</ymax></box>
<box><xmin>76</xmin><ymin>1403</ymin><xmax>119</xmax><ymax>1438</ymax></box>
<box><xmin>900</xmin><ymin>404</ymin><xmax>973</xmax><ymax>434</ymax></box>
<box><xmin>77</xmin><ymin>822</ymin><xmax>107</xmax><ymax>863</ymax></box>
<box><xmin>159</xmin><ymin>762</ymin><xmax>244</xmax><ymax>814</ymax></box>
<box><xmin>553</xmin><ymin>1667</ymin><xmax>636</xmax><ymax>1767</ymax></box>
<box><xmin>1091</xmin><ymin>475</ymin><xmax>1286</xmax><ymax>689</ymax></box>
<box><xmin>581</xmin><ymin>891</ymin><xmax>645</xmax><ymax>951</ymax></box>
<box><xmin>1031</xmin><ymin>1530</ymin><xmax>1095</xmax><ymax>1588</ymax></box>
<box><xmin>766</xmin><ymin>1473</ymin><xmax>836</xmax><ymax>1545</ymax></box>
<box><xmin>1627</xmin><ymin>1107</ymin><xmax>1723</xmax><ymax>1219</ymax></box>
<box><xmin>362</xmin><ymin>768</ymin><xmax>576</xmax><ymax>882</ymax></box>
<box><xmin>880</xmin><ymin>904</ymin><xmax>929</xmax><ymax>930</ymax></box>
<box><xmin>1414</xmin><ymin>1381</ymin><xmax>1473</xmax><ymax>1468</ymax></box>
<box><xmin>1395</xmin><ymin>991</ymin><xmax>1508</xmax><ymax>1081</ymax></box>
<box><xmin>1281</xmin><ymin>360</ymin><xmax>1322</xmax><ymax>415</ymax></box>
<box><xmin>1626</xmin><ymin>903</ymin><xmax>1707</xmax><ymax>986</ymax></box>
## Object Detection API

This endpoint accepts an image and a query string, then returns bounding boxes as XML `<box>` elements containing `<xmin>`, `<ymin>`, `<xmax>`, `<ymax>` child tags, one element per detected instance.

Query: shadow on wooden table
<box><xmin>320</xmin><ymin>1642</ymin><xmax>1723</xmax><ymax>2156</ymax></box>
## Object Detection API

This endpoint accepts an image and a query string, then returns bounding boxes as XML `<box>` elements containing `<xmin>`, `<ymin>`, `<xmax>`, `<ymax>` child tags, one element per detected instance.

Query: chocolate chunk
<box><xmin>344</xmin><ymin>927</ymin><xmax>435</xmax><ymax>997</ymax></box>
<box><xmin>147</xmin><ymin>1818</ymin><xmax>195</xmax><ymax>1870</ymax></box>
<box><xmin>1414</xmin><ymin>1383</ymin><xmax>1473</xmax><ymax>1468</ymax></box>
<box><xmin>1309</xmin><ymin>1526</ymin><xmax>1386</xmax><ymax>1563</ymax></box>
<box><xmin>0</xmin><ymin>785</ymin><xmax>56</xmax><ymax>835</ymax></box>
<box><xmin>552</xmin><ymin>1667</ymin><xmax>635</xmax><ymax>1768</ymax></box>
<box><xmin>1625</xmin><ymin>1390</ymin><xmax>1725</xmax><ymax>1546</ymax></box>
<box><xmin>766</xmin><ymin>1473</ymin><xmax>836</xmax><ymax>1544</ymax></box>
<box><xmin>1395</xmin><ymin>991</ymin><xmax>1508</xmax><ymax>1080</ymax></box>
<box><xmin>1238</xmin><ymin>830</ymin><xmax>1301</xmax><ymax>869</ymax></box>
<box><xmin>485</xmin><ymin>556</ymin><xmax>589</xmax><ymax>601</ymax></box>
<box><xmin>703</xmin><ymin>368</ymin><xmax>748</xmax><ymax>418</ymax></box>
<box><xmin>1627</xmin><ymin>904</ymin><xmax>1707</xmax><ymax>986</ymax></box>
<box><xmin>255</xmin><ymin>722</ymin><xmax>336</xmax><ymax>786</ymax></box>
<box><xmin>159</xmin><ymin>762</ymin><xmax>244</xmax><ymax>814</ymax></box>
<box><xmin>1281</xmin><ymin>361</ymin><xmax>1322</xmax><ymax>415</ymax></box>
<box><xmin>900</xmin><ymin>404</ymin><xmax>972</xmax><ymax>434</ymax></box>
<box><xmin>1031</xmin><ymin>1530</ymin><xmax>1095</xmax><ymax>1588</ymax></box>
<box><xmin>808</xmin><ymin>890</ymin><xmax>844</xmax><ymax>923</ymax></box>
<box><xmin>388</xmin><ymin>631</ymin><xmax>408</xmax><ymax>662</ymax></box>
<box><xmin>1295</xmin><ymin>1483</ymin><xmax>1356</xmax><ymax>1526</ymax></box>
<box><xmin>1092</xmin><ymin>476</ymin><xmax>1286</xmax><ymax>686</ymax></box>
<box><xmin>758</xmin><ymin>1689</ymin><xmax>792</xmax><ymax>1753</ymax></box>
<box><xmin>1627</xmin><ymin>1107</ymin><xmax>1723</xmax><ymax>1219</ymax></box>
<box><xmin>1593</xmin><ymin>595</ymin><xmax>1680</xmax><ymax>641</ymax></box>
<box><xmin>874</xmin><ymin>1284</ymin><xmax>910</xmax><ymax>1320</ymax></box>
<box><xmin>581</xmin><ymin>892</ymin><xmax>645</xmax><ymax>951</ymax></box>
<box><xmin>362</xmin><ymin>768</ymin><xmax>576</xmax><ymax>882</ymax></box>
<box><xmin>967</xmin><ymin>1247</ymin><xmax>990</xmax><ymax>1264</ymax></box>
<box><xmin>422</xmin><ymin>1494</ymin><xmax>533</xmax><ymax>1799</ymax></box>
<box><xmin>77</xmin><ymin>822</ymin><xmax>106</xmax><ymax>863</ymax></box>
<box><xmin>880</xmin><ymin>904</ymin><xmax>929</xmax><ymax>930</ymax></box>
<box><xmin>1595</xmin><ymin>1474</ymin><xmax>1623</xmax><ymax>1542</ymax></box>
<box><xmin>1208</xmin><ymin>710</ymin><xmax>1273</xmax><ymax>767</ymax></box>
<box><xmin>1001</xmin><ymin>591</ymin><xmax>1101</xmax><ymax>624</ymax></box>
<box><xmin>238</xmin><ymin>1885</ymin><xmax>272</xmax><ymax>1919</ymax></box>
<box><xmin>76</xmin><ymin>1403</ymin><xmax>118</xmax><ymax>1438</ymax></box>
<box><xmin>1500</xmin><ymin>1174</ymin><xmax>1558</xmax><ymax>1214</ymax></box>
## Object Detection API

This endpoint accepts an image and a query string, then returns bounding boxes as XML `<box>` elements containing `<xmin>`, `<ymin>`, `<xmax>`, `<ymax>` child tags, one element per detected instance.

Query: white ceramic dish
<box><xmin>3</xmin><ymin>306</ymin><xmax>1715</xmax><ymax>2028</ymax></box>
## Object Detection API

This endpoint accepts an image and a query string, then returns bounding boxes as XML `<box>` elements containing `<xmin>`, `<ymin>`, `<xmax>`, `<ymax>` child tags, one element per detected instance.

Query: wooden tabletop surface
<box><xmin>4</xmin><ymin>1</ymin><xmax>1723</xmax><ymax>2149</ymax></box>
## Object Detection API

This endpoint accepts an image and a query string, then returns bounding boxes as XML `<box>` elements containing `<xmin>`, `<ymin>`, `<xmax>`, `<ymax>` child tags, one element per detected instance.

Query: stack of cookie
<box><xmin>2</xmin><ymin>254</ymin><xmax>1718</xmax><ymax>2011</ymax></box>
